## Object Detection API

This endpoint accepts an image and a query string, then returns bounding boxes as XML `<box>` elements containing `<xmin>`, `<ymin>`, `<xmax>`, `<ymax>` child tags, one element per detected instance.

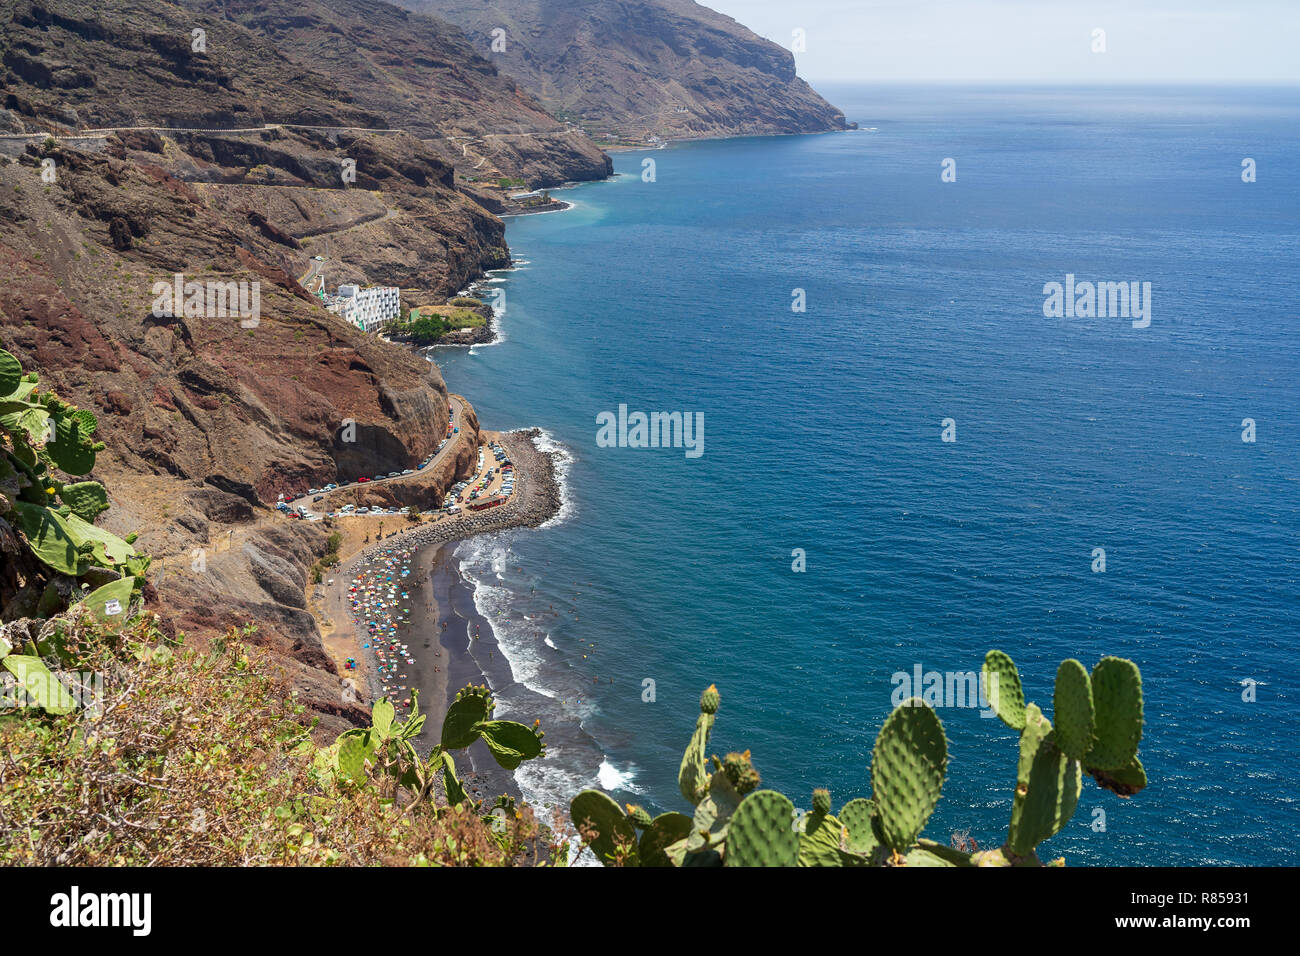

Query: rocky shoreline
<box><xmin>326</xmin><ymin>427</ymin><xmax>564</xmax><ymax>803</ymax></box>
<box><xmin>334</xmin><ymin>427</ymin><xmax>562</xmax><ymax>698</ymax></box>
<box><xmin>431</xmin><ymin>192</ymin><xmax>579</xmax><ymax>347</ymax></box>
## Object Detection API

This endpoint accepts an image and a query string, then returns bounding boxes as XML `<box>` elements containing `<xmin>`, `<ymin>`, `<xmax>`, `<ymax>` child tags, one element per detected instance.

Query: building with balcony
<box><xmin>326</xmin><ymin>283</ymin><xmax>401</xmax><ymax>332</ymax></box>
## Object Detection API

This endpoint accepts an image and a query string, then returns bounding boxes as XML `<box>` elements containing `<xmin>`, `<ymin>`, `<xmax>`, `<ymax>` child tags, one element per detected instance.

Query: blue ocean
<box><xmin>436</xmin><ymin>86</ymin><xmax>1299</xmax><ymax>866</ymax></box>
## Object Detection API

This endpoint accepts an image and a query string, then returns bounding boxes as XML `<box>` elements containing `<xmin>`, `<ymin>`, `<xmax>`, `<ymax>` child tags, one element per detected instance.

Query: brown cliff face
<box><xmin>0</xmin><ymin>134</ymin><xmax>490</xmax><ymax>731</ymax></box>
<box><xmin>0</xmin><ymin>0</ymin><xmax>383</xmax><ymax>131</ymax></box>
<box><xmin>174</xmin><ymin>0</ymin><xmax>613</xmax><ymax>187</ymax></box>
<box><xmin>401</xmin><ymin>0</ymin><xmax>848</xmax><ymax>140</ymax></box>
<box><xmin>0</xmin><ymin>0</ymin><xmax>587</xmax><ymax>732</ymax></box>
<box><xmin>0</xmin><ymin>135</ymin><xmax>502</xmax><ymax>493</ymax></box>
<box><xmin>1</xmin><ymin>0</ymin><xmax>611</xmax><ymax>187</ymax></box>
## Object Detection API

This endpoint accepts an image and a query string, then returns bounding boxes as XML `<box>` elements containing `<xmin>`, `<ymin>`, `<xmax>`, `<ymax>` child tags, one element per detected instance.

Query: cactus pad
<box><xmin>722</xmin><ymin>750</ymin><xmax>761</xmax><ymax>795</ymax></box>
<box><xmin>336</xmin><ymin>731</ymin><xmax>372</xmax><ymax>784</ymax></box>
<box><xmin>12</xmin><ymin>501</ymin><xmax>84</xmax><ymax>576</ymax></box>
<box><xmin>0</xmin><ymin>349</ymin><xmax>22</xmax><ymax>396</ymax></box>
<box><xmin>983</xmin><ymin>650</ymin><xmax>1026</xmax><ymax>730</ymax></box>
<box><xmin>797</xmin><ymin>797</ymin><xmax>844</xmax><ymax>868</ymax></box>
<box><xmin>1084</xmin><ymin>657</ymin><xmax>1143</xmax><ymax>771</ymax></box>
<box><xmin>1007</xmin><ymin>704</ymin><xmax>1081</xmax><ymax>856</ymax></box>
<box><xmin>46</xmin><ymin>414</ymin><xmax>96</xmax><ymax>476</ymax></box>
<box><xmin>639</xmin><ymin>812</ymin><xmax>693</xmax><ymax>867</ymax></box>
<box><xmin>678</xmin><ymin>686</ymin><xmax>718</xmax><ymax>804</ymax></box>
<box><xmin>441</xmin><ymin>684</ymin><xmax>493</xmax><ymax>749</ymax></box>
<box><xmin>837</xmin><ymin>798</ymin><xmax>879</xmax><ymax>858</ymax></box>
<box><xmin>59</xmin><ymin>481</ymin><xmax>109</xmax><ymax>522</ymax></box>
<box><xmin>871</xmin><ymin>698</ymin><xmax>947</xmax><ymax>851</ymax></box>
<box><xmin>475</xmin><ymin>719</ymin><xmax>546</xmax><ymax>769</ymax></box>
<box><xmin>1090</xmin><ymin>755</ymin><xmax>1147</xmax><ymax>797</ymax></box>
<box><xmin>726</xmin><ymin>790</ymin><xmax>798</xmax><ymax>867</ymax></box>
<box><xmin>1053</xmin><ymin>659</ymin><xmax>1095</xmax><ymax>760</ymax></box>
<box><xmin>571</xmin><ymin>789</ymin><xmax>639</xmax><ymax>864</ymax></box>
<box><xmin>625</xmin><ymin>804</ymin><xmax>653</xmax><ymax>829</ymax></box>
<box><xmin>811</xmin><ymin>788</ymin><xmax>832</xmax><ymax>816</ymax></box>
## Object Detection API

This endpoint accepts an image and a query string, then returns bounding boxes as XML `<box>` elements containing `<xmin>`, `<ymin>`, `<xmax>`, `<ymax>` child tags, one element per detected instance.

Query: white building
<box><xmin>328</xmin><ymin>284</ymin><xmax>401</xmax><ymax>332</ymax></box>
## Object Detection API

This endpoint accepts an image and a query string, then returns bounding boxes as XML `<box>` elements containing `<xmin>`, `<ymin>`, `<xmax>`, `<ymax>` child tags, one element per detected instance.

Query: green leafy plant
<box><xmin>313</xmin><ymin>683</ymin><xmax>546</xmax><ymax>830</ymax></box>
<box><xmin>570</xmin><ymin>650</ymin><xmax>1146</xmax><ymax>867</ymax></box>
<box><xmin>1</xmin><ymin>348</ymin><xmax>148</xmax><ymax>623</ymax></box>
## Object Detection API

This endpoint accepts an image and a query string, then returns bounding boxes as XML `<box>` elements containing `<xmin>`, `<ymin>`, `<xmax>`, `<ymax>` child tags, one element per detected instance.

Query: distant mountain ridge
<box><xmin>174</xmin><ymin>0</ymin><xmax>611</xmax><ymax>186</ymax></box>
<box><xmin>399</xmin><ymin>0</ymin><xmax>848</xmax><ymax>141</ymax></box>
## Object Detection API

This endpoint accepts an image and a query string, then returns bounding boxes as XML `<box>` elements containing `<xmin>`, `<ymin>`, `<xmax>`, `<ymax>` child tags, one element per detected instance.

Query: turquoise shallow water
<box><xmin>435</xmin><ymin>86</ymin><xmax>1299</xmax><ymax>865</ymax></box>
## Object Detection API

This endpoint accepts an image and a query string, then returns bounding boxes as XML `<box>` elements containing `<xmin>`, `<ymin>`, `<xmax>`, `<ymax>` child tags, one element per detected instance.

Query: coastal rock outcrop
<box><xmin>401</xmin><ymin>0</ymin><xmax>848</xmax><ymax>140</ymax></box>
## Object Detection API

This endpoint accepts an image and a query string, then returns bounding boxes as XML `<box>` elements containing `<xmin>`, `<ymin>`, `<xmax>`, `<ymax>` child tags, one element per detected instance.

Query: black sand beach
<box><xmin>332</xmin><ymin>429</ymin><xmax>564</xmax><ymax>804</ymax></box>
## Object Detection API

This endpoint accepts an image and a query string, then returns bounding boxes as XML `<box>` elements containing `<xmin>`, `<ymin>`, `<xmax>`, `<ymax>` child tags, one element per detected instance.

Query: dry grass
<box><xmin>0</xmin><ymin>618</ymin><xmax>563</xmax><ymax>866</ymax></box>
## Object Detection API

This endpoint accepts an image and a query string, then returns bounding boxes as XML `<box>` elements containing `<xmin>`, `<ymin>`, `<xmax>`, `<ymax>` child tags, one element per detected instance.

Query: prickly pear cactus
<box><xmin>1084</xmin><ymin>657</ymin><xmax>1143</xmax><ymax>771</ymax></box>
<box><xmin>797</xmin><ymin>790</ymin><xmax>844</xmax><ymax>867</ymax></box>
<box><xmin>726</xmin><ymin>790</ymin><xmax>798</xmax><ymax>867</ymax></box>
<box><xmin>837</xmin><ymin>797</ymin><xmax>880</xmax><ymax>860</ymax></box>
<box><xmin>721</xmin><ymin>750</ymin><xmax>761</xmax><ymax>795</ymax></box>
<box><xmin>1052</xmin><ymin>659</ymin><xmax>1095</xmax><ymax>760</ymax></box>
<box><xmin>684</xmin><ymin>767</ymin><xmax>744</xmax><ymax>858</ymax></box>
<box><xmin>1090</xmin><ymin>755</ymin><xmax>1147</xmax><ymax>797</ymax></box>
<box><xmin>983</xmin><ymin>650</ymin><xmax>1026</xmax><ymax>730</ymax></box>
<box><xmin>1</xmin><ymin>350</ymin><xmax>145</xmax><ymax>610</ymax></box>
<box><xmin>625</xmin><ymin>804</ymin><xmax>653</xmax><ymax>829</ymax></box>
<box><xmin>59</xmin><ymin>481</ymin><xmax>110</xmax><ymax>522</ymax></box>
<box><xmin>441</xmin><ymin>684</ymin><xmax>494</xmax><ymax>749</ymax></box>
<box><xmin>475</xmin><ymin>719</ymin><xmax>546</xmax><ymax>769</ymax></box>
<box><xmin>571</xmin><ymin>789</ymin><xmax>639</xmax><ymax>865</ymax></box>
<box><xmin>678</xmin><ymin>684</ymin><xmax>718</xmax><ymax>805</ymax></box>
<box><xmin>639</xmin><ymin>812</ymin><xmax>693</xmax><ymax>867</ymax></box>
<box><xmin>871</xmin><ymin>698</ymin><xmax>947</xmax><ymax>852</ymax></box>
<box><xmin>46</xmin><ymin>413</ymin><xmax>99</xmax><ymax>477</ymax></box>
<box><xmin>811</xmin><ymin>788</ymin><xmax>831</xmax><ymax>815</ymax></box>
<box><xmin>1006</xmin><ymin>704</ymin><xmax>1081</xmax><ymax>857</ymax></box>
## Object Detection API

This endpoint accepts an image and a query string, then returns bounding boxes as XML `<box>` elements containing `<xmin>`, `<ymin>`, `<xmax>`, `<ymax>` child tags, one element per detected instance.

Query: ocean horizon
<box><xmin>435</xmin><ymin>85</ymin><xmax>1298</xmax><ymax>866</ymax></box>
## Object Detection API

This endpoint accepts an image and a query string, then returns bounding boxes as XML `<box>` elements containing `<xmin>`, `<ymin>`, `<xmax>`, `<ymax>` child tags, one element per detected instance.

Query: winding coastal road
<box><xmin>0</xmin><ymin>123</ymin><xmax>407</xmax><ymax>142</ymax></box>
<box><xmin>286</xmin><ymin>396</ymin><xmax>466</xmax><ymax>516</ymax></box>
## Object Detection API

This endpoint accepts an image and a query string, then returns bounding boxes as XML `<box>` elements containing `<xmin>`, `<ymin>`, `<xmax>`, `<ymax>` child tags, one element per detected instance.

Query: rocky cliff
<box><xmin>175</xmin><ymin>0</ymin><xmax>612</xmax><ymax>186</ymax></box>
<box><xmin>401</xmin><ymin>0</ymin><xmax>848</xmax><ymax>140</ymax></box>
<box><xmin>0</xmin><ymin>130</ymin><xmax>493</xmax><ymax>730</ymax></box>
<box><xmin>0</xmin><ymin>0</ymin><xmax>602</xmax><ymax>732</ymax></box>
<box><xmin>1</xmin><ymin>0</ymin><xmax>610</xmax><ymax>187</ymax></box>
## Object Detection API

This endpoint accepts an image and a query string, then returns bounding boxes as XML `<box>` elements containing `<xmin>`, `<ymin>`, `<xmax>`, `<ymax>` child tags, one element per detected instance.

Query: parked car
<box><xmin>358</xmin><ymin>476</ymin><xmax>370</xmax><ymax>483</ymax></box>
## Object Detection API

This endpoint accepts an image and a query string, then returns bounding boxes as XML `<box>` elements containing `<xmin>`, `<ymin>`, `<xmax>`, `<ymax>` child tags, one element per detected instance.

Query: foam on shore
<box><xmin>532</xmin><ymin>429</ymin><xmax>576</xmax><ymax>528</ymax></box>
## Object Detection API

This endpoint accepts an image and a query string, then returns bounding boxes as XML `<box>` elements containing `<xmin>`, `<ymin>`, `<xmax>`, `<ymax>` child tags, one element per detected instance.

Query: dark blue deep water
<box><xmin>436</xmin><ymin>86</ymin><xmax>1298</xmax><ymax>865</ymax></box>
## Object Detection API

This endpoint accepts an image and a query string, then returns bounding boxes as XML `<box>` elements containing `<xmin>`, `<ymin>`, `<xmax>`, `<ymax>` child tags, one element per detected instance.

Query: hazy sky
<box><xmin>704</xmin><ymin>0</ymin><xmax>1300</xmax><ymax>84</ymax></box>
